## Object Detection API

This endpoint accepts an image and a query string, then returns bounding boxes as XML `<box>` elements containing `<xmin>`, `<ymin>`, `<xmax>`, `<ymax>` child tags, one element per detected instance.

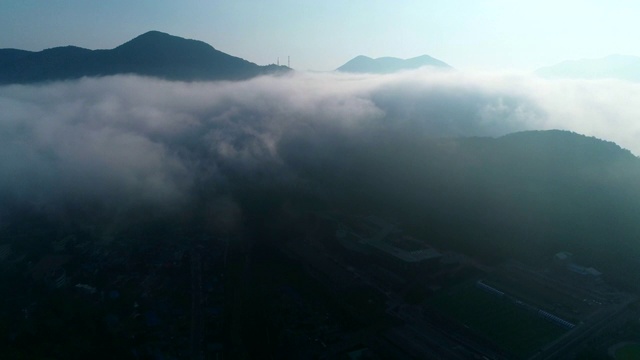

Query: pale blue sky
<box><xmin>1</xmin><ymin>0</ymin><xmax>639</xmax><ymax>71</ymax></box>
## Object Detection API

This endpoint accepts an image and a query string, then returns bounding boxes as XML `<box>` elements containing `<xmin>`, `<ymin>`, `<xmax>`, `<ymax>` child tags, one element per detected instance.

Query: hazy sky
<box><xmin>1</xmin><ymin>0</ymin><xmax>640</xmax><ymax>71</ymax></box>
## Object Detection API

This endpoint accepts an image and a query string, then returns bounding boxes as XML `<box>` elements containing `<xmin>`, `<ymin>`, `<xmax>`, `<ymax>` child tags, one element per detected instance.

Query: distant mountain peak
<box><xmin>114</xmin><ymin>30</ymin><xmax>216</xmax><ymax>53</ymax></box>
<box><xmin>120</xmin><ymin>30</ymin><xmax>193</xmax><ymax>44</ymax></box>
<box><xmin>138</xmin><ymin>30</ymin><xmax>170</xmax><ymax>37</ymax></box>
<box><xmin>336</xmin><ymin>54</ymin><xmax>451</xmax><ymax>74</ymax></box>
<box><xmin>535</xmin><ymin>54</ymin><xmax>640</xmax><ymax>81</ymax></box>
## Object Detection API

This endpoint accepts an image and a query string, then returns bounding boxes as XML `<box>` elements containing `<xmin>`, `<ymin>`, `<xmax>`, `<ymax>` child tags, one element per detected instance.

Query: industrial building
<box><xmin>336</xmin><ymin>216</ymin><xmax>441</xmax><ymax>273</ymax></box>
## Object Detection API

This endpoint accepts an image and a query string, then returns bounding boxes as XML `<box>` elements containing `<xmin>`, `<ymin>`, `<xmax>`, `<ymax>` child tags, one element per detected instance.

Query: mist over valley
<box><xmin>3</xmin><ymin>30</ymin><xmax>640</xmax><ymax>359</ymax></box>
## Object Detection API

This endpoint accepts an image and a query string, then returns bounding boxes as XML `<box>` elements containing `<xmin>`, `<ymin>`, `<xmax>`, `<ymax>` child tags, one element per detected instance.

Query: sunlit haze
<box><xmin>2</xmin><ymin>0</ymin><xmax>640</xmax><ymax>71</ymax></box>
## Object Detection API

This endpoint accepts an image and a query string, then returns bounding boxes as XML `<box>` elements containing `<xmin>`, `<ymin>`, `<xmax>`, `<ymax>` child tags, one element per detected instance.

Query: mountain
<box><xmin>535</xmin><ymin>54</ymin><xmax>640</xmax><ymax>81</ymax></box>
<box><xmin>0</xmin><ymin>49</ymin><xmax>32</xmax><ymax>65</ymax></box>
<box><xmin>0</xmin><ymin>31</ymin><xmax>290</xmax><ymax>84</ymax></box>
<box><xmin>336</xmin><ymin>54</ymin><xmax>451</xmax><ymax>74</ymax></box>
<box><xmin>281</xmin><ymin>129</ymin><xmax>640</xmax><ymax>284</ymax></box>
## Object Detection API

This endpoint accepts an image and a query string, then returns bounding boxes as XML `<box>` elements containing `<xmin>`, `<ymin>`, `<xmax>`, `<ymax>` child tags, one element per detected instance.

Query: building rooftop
<box><xmin>340</xmin><ymin>216</ymin><xmax>441</xmax><ymax>263</ymax></box>
<box><xmin>567</xmin><ymin>263</ymin><xmax>602</xmax><ymax>277</ymax></box>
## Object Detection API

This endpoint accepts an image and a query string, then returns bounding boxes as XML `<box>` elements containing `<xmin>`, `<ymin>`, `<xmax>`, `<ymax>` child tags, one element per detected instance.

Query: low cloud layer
<box><xmin>1</xmin><ymin>70</ymin><xmax>639</xmax><ymax>222</ymax></box>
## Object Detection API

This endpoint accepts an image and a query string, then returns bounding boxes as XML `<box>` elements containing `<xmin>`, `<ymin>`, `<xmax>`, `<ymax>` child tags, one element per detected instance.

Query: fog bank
<box><xmin>1</xmin><ymin>70</ymin><xmax>638</xmax><ymax>219</ymax></box>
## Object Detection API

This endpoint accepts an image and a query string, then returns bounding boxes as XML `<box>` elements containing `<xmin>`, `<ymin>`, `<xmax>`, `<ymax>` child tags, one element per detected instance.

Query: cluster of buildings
<box><xmin>0</xmin><ymin>226</ymin><xmax>228</xmax><ymax>359</ymax></box>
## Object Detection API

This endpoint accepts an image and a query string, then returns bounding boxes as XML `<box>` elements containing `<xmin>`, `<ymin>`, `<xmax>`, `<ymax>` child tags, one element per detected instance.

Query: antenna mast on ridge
<box><xmin>288</xmin><ymin>56</ymin><xmax>290</xmax><ymax>68</ymax></box>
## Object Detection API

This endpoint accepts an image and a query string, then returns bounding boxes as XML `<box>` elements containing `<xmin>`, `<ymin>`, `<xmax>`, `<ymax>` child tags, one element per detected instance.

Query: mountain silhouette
<box><xmin>336</xmin><ymin>54</ymin><xmax>451</xmax><ymax>74</ymax></box>
<box><xmin>0</xmin><ymin>31</ymin><xmax>290</xmax><ymax>84</ymax></box>
<box><xmin>535</xmin><ymin>54</ymin><xmax>640</xmax><ymax>81</ymax></box>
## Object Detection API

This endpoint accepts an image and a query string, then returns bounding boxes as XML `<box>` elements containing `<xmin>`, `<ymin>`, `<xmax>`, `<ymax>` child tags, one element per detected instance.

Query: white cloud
<box><xmin>0</xmin><ymin>70</ymin><xmax>638</xmax><ymax>216</ymax></box>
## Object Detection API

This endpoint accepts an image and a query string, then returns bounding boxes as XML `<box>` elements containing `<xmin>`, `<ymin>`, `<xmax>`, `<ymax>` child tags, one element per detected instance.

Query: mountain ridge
<box><xmin>0</xmin><ymin>31</ymin><xmax>291</xmax><ymax>84</ymax></box>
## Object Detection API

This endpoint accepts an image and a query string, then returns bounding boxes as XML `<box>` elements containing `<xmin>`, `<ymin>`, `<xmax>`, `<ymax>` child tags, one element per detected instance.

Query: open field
<box><xmin>486</xmin><ymin>265</ymin><xmax>601</xmax><ymax>321</ymax></box>
<box><xmin>427</xmin><ymin>281</ymin><xmax>567</xmax><ymax>359</ymax></box>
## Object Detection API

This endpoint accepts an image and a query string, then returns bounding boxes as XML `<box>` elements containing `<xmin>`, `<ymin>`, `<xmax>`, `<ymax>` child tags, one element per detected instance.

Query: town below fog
<box><xmin>2</xmin><ymin>206</ymin><xmax>640</xmax><ymax>359</ymax></box>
